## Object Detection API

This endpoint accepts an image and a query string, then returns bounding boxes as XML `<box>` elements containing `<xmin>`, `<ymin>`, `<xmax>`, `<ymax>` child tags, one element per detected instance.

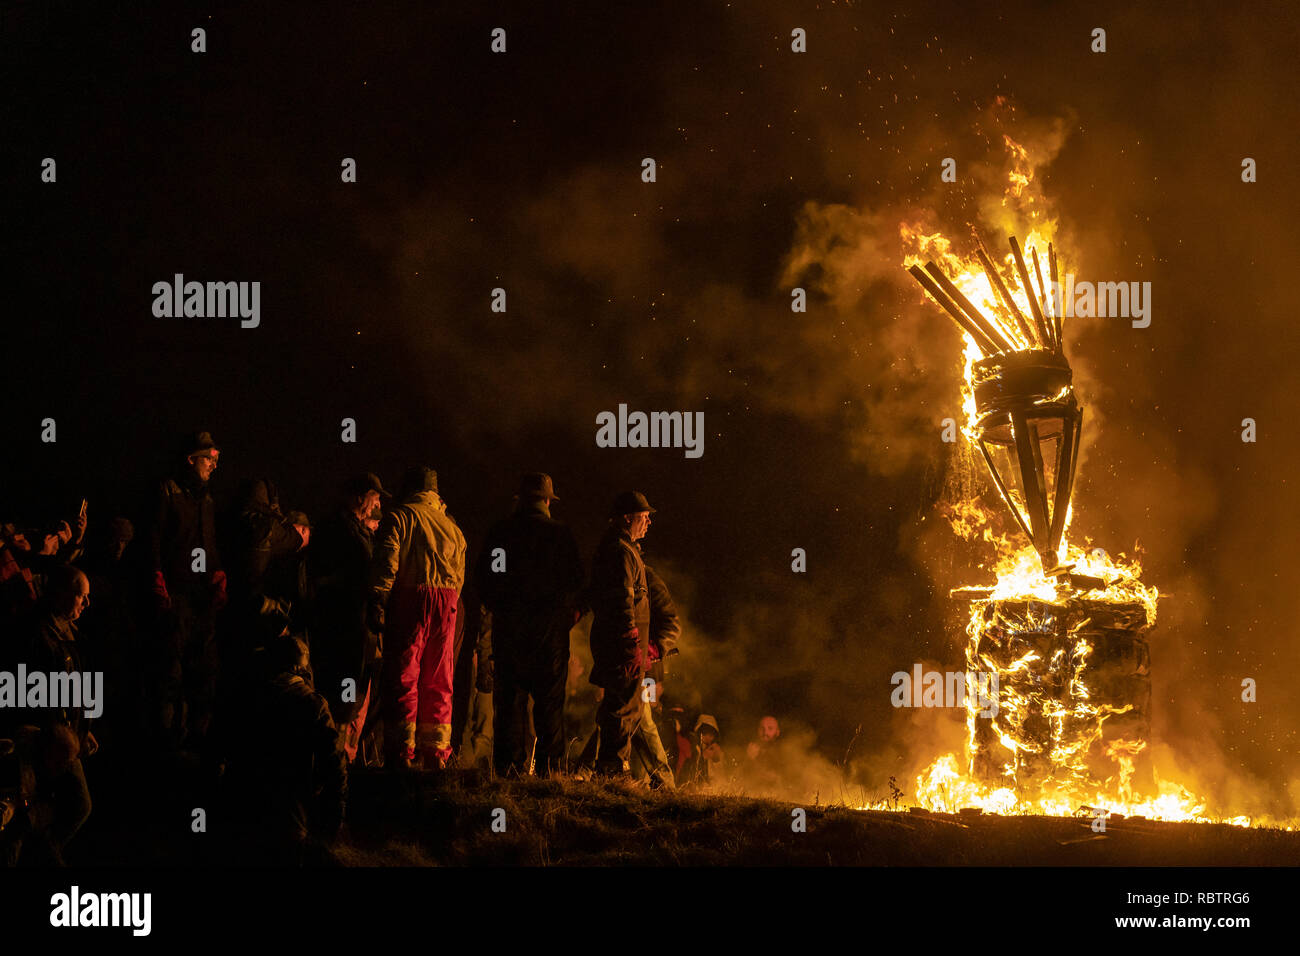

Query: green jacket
<box><xmin>587</xmin><ymin>526</ymin><xmax>650</xmax><ymax>689</ymax></box>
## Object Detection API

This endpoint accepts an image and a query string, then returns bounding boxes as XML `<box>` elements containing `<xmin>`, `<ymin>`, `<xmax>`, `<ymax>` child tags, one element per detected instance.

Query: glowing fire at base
<box><xmin>910</xmin><ymin>545</ymin><xmax>1245</xmax><ymax>824</ymax></box>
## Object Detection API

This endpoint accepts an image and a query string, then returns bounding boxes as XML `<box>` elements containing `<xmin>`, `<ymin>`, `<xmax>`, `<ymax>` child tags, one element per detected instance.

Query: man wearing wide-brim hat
<box><xmin>472</xmin><ymin>472</ymin><xmax>584</xmax><ymax>777</ymax></box>
<box><xmin>587</xmin><ymin>491</ymin><xmax>657</xmax><ymax>776</ymax></box>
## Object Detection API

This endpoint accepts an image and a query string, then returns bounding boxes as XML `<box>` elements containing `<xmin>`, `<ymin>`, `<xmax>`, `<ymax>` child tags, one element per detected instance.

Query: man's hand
<box><xmin>367</xmin><ymin>600</ymin><xmax>385</xmax><ymax>634</ymax></box>
<box><xmin>211</xmin><ymin>569</ymin><xmax>228</xmax><ymax>612</ymax></box>
<box><xmin>151</xmin><ymin>570</ymin><xmax>172</xmax><ymax>610</ymax></box>
<box><xmin>83</xmin><ymin>732</ymin><xmax>99</xmax><ymax>758</ymax></box>
<box><xmin>74</xmin><ymin>502</ymin><xmax>88</xmax><ymax>545</ymax></box>
<box><xmin>623</xmin><ymin>628</ymin><xmax>646</xmax><ymax>673</ymax></box>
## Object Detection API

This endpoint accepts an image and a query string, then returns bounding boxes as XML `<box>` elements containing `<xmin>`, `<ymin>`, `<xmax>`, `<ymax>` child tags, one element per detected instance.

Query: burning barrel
<box><xmin>963</xmin><ymin>593</ymin><xmax>1154</xmax><ymax>804</ymax></box>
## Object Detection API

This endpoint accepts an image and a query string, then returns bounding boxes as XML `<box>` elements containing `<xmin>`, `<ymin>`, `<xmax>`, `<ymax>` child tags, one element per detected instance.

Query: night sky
<box><xmin>6</xmin><ymin>1</ymin><xmax>1299</xmax><ymax>815</ymax></box>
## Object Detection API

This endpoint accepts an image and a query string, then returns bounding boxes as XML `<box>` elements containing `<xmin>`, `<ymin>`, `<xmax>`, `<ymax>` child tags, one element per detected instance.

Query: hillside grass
<box><xmin>328</xmin><ymin>769</ymin><xmax>1300</xmax><ymax>867</ymax></box>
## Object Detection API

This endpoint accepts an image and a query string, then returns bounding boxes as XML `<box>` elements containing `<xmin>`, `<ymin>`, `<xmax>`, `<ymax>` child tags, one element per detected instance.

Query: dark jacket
<box><xmin>587</xmin><ymin>526</ymin><xmax>650</xmax><ymax>689</ymax></box>
<box><xmin>228</xmin><ymin>479</ymin><xmax>301</xmax><ymax>604</ymax></box>
<box><xmin>150</xmin><ymin>471</ymin><xmax>222</xmax><ymax>596</ymax></box>
<box><xmin>25</xmin><ymin>614</ymin><xmax>90</xmax><ymax>744</ymax></box>
<box><xmin>473</xmin><ymin>500</ymin><xmax>583</xmax><ymax>659</ymax></box>
<box><xmin>307</xmin><ymin>510</ymin><xmax>376</xmax><ymax>712</ymax></box>
<box><xmin>645</xmin><ymin>564</ymin><xmax>680</xmax><ymax>660</ymax></box>
<box><xmin>235</xmin><ymin>665</ymin><xmax>346</xmax><ymax>843</ymax></box>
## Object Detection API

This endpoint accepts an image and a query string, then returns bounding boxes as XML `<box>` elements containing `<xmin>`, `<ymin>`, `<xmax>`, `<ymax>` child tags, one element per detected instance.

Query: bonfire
<box><xmin>902</xmin><ymin>216</ymin><xmax>1245</xmax><ymax>826</ymax></box>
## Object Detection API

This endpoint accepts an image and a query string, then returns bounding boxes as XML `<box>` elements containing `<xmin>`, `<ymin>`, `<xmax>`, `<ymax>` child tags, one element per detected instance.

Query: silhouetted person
<box><xmin>18</xmin><ymin>566</ymin><xmax>97</xmax><ymax>864</ymax></box>
<box><xmin>473</xmin><ymin>474</ymin><xmax>583</xmax><ymax>777</ymax></box>
<box><xmin>267</xmin><ymin>509</ymin><xmax>312</xmax><ymax>632</ymax></box>
<box><xmin>148</xmin><ymin>431</ymin><xmax>226</xmax><ymax>752</ymax></box>
<box><xmin>224</xmin><ymin>633</ymin><xmax>346</xmax><ymax>865</ymax></box>
<box><xmin>309</xmin><ymin>473</ymin><xmax>388</xmax><ymax>762</ymax></box>
<box><xmin>224</xmin><ymin>479</ymin><xmax>302</xmax><ymax>627</ymax></box>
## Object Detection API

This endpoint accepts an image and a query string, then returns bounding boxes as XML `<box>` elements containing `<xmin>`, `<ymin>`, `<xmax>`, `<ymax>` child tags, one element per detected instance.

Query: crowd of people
<box><xmin>0</xmin><ymin>430</ymin><xmax>793</xmax><ymax>866</ymax></box>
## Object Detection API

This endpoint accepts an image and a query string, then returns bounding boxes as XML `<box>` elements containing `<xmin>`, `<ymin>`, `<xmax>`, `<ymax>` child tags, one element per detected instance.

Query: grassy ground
<box><xmin>328</xmin><ymin>769</ymin><xmax>1300</xmax><ymax>866</ymax></box>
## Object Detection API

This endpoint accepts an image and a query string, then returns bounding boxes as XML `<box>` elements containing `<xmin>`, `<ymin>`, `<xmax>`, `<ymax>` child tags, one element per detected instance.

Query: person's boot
<box><xmin>386</xmin><ymin>747</ymin><xmax>417</xmax><ymax>773</ymax></box>
<box><xmin>595</xmin><ymin>759</ymin><xmax>636</xmax><ymax>784</ymax></box>
<box><xmin>422</xmin><ymin>747</ymin><xmax>451</xmax><ymax>772</ymax></box>
<box><xmin>358</xmin><ymin>731</ymin><xmax>383</xmax><ymax>770</ymax></box>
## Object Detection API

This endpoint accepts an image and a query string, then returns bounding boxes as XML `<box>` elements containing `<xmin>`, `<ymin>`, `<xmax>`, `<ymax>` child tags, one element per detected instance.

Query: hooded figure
<box><xmin>678</xmin><ymin>714</ymin><xmax>723</xmax><ymax>786</ymax></box>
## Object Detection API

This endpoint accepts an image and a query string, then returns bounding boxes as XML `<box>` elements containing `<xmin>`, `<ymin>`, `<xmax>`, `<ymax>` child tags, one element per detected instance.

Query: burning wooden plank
<box><xmin>1009</xmin><ymin>235</ymin><xmax>1053</xmax><ymax>348</ymax></box>
<box><xmin>907</xmin><ymin>263</ymin><xmax>1003</xmax><ymax>355</ymax></box>
<box><xmin>1048</xmin><ymin>242</ymin><xmax>1064</xmax><ymax>348</ymax></box>
<box><xmin>973</xmin><ymin>230</ymin><xmax>1037</xmax><ymax>347</ymax></box>
<box><xmin>1030</xmin><ymin>245</ymin><xmax>1056</xmax><ymax>350</ymax></box>
<box><xmin>923</xmin><ymin>261</ymin><xmax>1018</xmax><ymax>353</ymax></box>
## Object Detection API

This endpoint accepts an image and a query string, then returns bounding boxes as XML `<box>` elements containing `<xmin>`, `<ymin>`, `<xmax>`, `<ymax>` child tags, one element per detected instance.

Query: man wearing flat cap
<box><xmin>309</xmin><ymin>473</ymin><xmax>390</xmax><ymax>762</ymax></box>
<box><xmin>369</xmin><ymin>466</ymin><xmax>467</xmax><ymax>770</ymax></box>
<box><xmin>147</xmin><ymin>430</ymin><xmax>226</xmax><ymax>751</ymax></box>
<box><xmin>473</xmin><ymin>473</ymin><xmax>584</xmax><ymax>777</ymax></box>
<box><xmin>587</xmin><ymin>491</ymin><xmax>656</xmax><ymax>776</ymax></box>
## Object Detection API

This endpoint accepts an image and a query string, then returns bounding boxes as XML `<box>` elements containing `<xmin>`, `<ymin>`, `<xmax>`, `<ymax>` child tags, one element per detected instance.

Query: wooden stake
<box><xmin>976</xmin><ymin>245</ymin><xmax>1036</xmax><ymax>348</ymax></box>
<box><xmin>1030</xmin><ymin>246</ymin><xmax>1055</xmax><ymax>349</ymax></box>
<box><xmin>1049</xmin><ymin>243</ymin><xmax>1064</xmax><ymax>349</ymax></box>
<box><xmin>1009</xmin><ymin>236</ymin><xmax>1051</xmax><ymax>348</ymax></box>
<box><xmin>925</xmin><ymin>262</ymin><xmax>1017</xmax><ymax>353</ymax></box>
<box><xmin>907</xmin><ymin>264</ymin><xmax>999</xmax><ymax>355</ymax></box>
